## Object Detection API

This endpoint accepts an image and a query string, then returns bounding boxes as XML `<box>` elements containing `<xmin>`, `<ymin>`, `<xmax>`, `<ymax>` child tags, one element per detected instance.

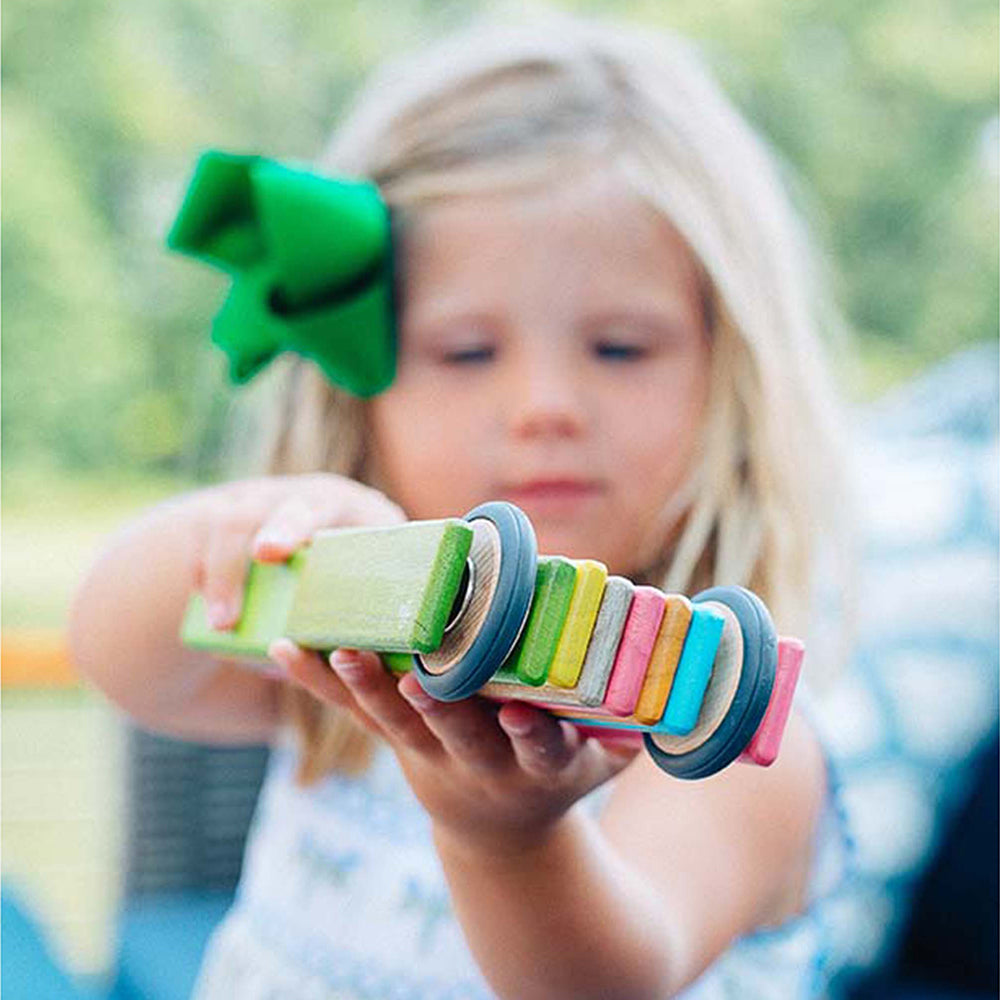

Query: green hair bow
<box><xmin>167</xmin><ymin>150</ymin><xmax>395</xmax><ymax>397</ymax></box>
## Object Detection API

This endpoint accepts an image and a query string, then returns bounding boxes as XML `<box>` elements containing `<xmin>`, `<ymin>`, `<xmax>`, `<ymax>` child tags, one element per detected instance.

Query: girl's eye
<box><xmin>593</xmin><ymin>341</ymin><xmax>648</xmax><ymax>361</ymax></box>
<box><xmin>440</xmin><ymin>345</ymin><xmax>495</xmax><ymax>364</ymax></box>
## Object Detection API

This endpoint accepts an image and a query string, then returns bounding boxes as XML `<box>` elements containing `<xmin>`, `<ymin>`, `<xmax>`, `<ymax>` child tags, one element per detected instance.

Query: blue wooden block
<box><xmin>658</xmin><ymin>605</ymin><xmax>726</xmax><ymax>735</ymax></box>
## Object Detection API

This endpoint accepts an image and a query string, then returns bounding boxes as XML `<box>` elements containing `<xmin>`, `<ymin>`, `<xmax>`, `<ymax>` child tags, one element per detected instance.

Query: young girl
<box><xmin>71</xmin><ymin>15</ymin><xmax>851</xmax><ymax>999</ymax></box>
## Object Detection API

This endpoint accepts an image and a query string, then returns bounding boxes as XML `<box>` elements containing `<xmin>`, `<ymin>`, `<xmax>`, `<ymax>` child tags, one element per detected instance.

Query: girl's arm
<box><xmin>70</xmin><ymin>486</ymin><xmax>281</xmax><ymax>743</ymax></box>
<box><xmin>69</xmin><ymin>475</ymin><xmax>404</xmax><ymax>744</ymax></box>
<box><xmin>438</xmin><ymin>711</ymin><xmax>824</xmax><ymax>999</ymax></box>
<box><xmin>277</xmin><ymin>643</ymin><xmax>825</xmax><ymax>1000</ymax></box>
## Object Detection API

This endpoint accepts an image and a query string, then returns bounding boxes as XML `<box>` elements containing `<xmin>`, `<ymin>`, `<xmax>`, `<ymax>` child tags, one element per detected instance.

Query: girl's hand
<box><xmin>195</xmin><ymin>473</ymin><xmax>406</xmax><ymax>630</ymax></box>
<box><xmin>269</xmin><ymin>641</ymin><xmax>640</xmax><ymax>852</ymax></box>
<box><xmin>71</xmin><ymin>472</ymin><xmax>401</xmax><ymax>744</ymax></box>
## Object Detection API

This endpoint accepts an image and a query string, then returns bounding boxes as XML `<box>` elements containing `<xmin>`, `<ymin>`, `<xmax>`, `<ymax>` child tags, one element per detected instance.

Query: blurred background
<box><xmin>2</xmin><ymin>0</ymin><xmax>997</xmax><ymax>994</ymax></box>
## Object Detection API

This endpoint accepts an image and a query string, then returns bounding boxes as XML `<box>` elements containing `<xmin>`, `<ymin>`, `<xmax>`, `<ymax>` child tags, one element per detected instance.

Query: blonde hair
<box><xmin>240</xmin><ymin>14</ymin><xmax>850</xmax><ymax>784</ymax></box>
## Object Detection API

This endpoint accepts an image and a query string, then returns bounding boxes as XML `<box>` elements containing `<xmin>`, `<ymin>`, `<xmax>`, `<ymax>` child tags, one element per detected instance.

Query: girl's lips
<box><xmin>503</xmin><ymin>479</ymin><xmax>605</xmax><ymax>498</ymax></box>
<box><xmin>499</xmin><ymin>479</ymin><xmax>606</xmax><ymax>515</ymax></box>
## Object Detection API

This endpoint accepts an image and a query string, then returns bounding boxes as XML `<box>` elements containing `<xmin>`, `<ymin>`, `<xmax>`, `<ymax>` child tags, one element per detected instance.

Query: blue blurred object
<box><xmin>105</xmin><ymin>728</ymin><xmax>269</xmax><ymax>999</ymax></box>
<box><xmin>1</xmin><ymin>889</ymin><xmax>102</xmax><ymax>1000</ymax></box>
<box><xmin>895</xmin><ymin>728</ymin><xmax>999</xmax><ymax>993</ymax></box>
<box><xmin>864</xmin><ymin>344</ymin><xmax>999</xmax><ymax>442</ymax></box>
<box><xmin>1</xmin><ymin>723</ymin><xmax>265</xmax><ymax>1000</ymax></box>
<box><xmin>1</xmin><ymin>887</ymin><xmax>232</xmax><ymax>1000</ymax></box>
<box><xmin>108</xmin><ymin>892</ymin><xmax>235</xmax><ymax>1000</ymax></box>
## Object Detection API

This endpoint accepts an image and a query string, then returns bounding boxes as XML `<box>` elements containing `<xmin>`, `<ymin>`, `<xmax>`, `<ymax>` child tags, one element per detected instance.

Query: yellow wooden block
<box><xmin>634</xmin><ymin>594</ymin><xmax>693</xmax><ymax>725</ymax></box>
<box><xmin>547</xmin><ymin>559</ymin><xmax>608</xmax><ymax>688</ymax></box>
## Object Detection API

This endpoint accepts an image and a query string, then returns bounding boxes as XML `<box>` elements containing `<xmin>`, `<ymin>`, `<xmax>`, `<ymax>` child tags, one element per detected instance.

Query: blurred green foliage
<box><xmin>3</xmin><ymin>0</ymin><xmax>997</xmax><ymax>485</ymax></box>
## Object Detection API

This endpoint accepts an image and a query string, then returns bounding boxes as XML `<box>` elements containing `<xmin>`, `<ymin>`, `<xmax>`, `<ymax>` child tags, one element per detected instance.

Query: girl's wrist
<box><xmin>431</xmin><ymin>808</ymin><xmax>584</xmax><ymax>871</ymax></box>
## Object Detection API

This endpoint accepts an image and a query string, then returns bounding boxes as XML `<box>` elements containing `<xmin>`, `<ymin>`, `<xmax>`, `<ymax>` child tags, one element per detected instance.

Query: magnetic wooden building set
<box><xmin>182</xmin><ymin>502</ymin><xmax>803</xmax><ymax>779</ymax></box>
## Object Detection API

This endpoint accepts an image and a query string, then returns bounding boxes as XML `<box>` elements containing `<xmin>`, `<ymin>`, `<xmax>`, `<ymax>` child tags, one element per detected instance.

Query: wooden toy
<box><xmin>413</xmin><ymin>502</ymin><xmax>537</xmax><ymax>701</ymax></box>
<box><xmin>575</xmin><ymin>576</ymin><xmax>635</xmax><ymax>707</ymax></box>
<box><xmin>658</xmin><ymin>605</ymin><xmax>727</xmax><ymax>735</ymax></box>
<box><xmin>286</xmin><ymin>519</ymin><xmax>472</xmax><ymax>652</ymax></box>
<box><xmin>603</xmin><ymin>587</ymin><xmax>667</xmax><ymax>717</ymax></box>
<box><xmin>183</xmin><ymin>556</ymin><xmax>306</xmax><ymax>661</ymax></box>
<box><xmin>644</xmin><ymin>588</ymin><xmax>776</xmax><ymax>780</ymax></box>
<box><xmin>633</xmin><ymin>595</ymin><xmax>692</xmax><ymax>725</ymax></box>
<box><xmin>739</xmin><ymin>638</ymin><xmax>804</xmax><ymax>767</ymax></box>
<box><xmin>547</xmin><ymin>560</ymin><xmax>607</xmax><ymax>688</ymax></box>
<box><xmin>180</xmin><ymin>502</ymin><xmax>802</xmax><ymax>779</ymax></box>
<box><xmin>495</xmin><ymin>557</ymin><xmax>577</xmax><ymax>686</ymax></box>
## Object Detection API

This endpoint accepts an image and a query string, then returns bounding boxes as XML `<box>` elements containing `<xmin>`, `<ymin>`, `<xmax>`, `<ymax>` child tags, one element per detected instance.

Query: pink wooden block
<box><xmin>740</xmin><ymin>637</ymin><xmax>804</xmax><ymax>767</ymax></box>
<box><xmin>602</xmin><ymin>586</ymin><xmax>667</xmax><ymax>716</ymax></box>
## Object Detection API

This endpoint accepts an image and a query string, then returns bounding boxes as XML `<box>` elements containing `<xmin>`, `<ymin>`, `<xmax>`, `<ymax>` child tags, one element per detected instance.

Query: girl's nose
<box><xmin>505</xmin><ymin>348</ymin><xmax>589</xmax><ymax>441</ymax></box>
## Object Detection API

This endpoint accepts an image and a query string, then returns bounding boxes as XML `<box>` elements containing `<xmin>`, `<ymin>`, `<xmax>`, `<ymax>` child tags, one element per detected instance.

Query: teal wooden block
<box><xmin>494</xmin><ymin>557</ymin><xmax>577</xmax><ymax>686</ymax></box>
<box><xmin>286</xmin><ymin>519</ymin><xmax>473</xmax><ymax>653</ymax></box>
<box><xmin>658</xmin><ymin>605</ymin><xmax>726</xmax><ymax>735</ymax></box>
<box><xmin>181</xmin><ymin>554</ymin><xmax>305</xmax><ymax>659</ymax></box>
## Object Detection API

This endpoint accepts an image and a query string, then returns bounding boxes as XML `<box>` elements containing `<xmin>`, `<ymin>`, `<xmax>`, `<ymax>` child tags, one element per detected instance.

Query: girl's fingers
<box><xmin>328</xmin><ymin>650</ymin><xmax>443</xmax><ymax>757</ymax></box>
<box><xmin>270</xmin><ymin>639</ymin><xmax>385</xmax><ymax>737</ymax></box>
<box><xmin>252</xmin><ymin>496</ymin><xmax>319</xmax><ymax>561</ymax></box>
<box><xmin>498</xmin><ymin>702</ymin><xmax>582</xmax><ymax>777</ymax></box>
<box><xmin>269</xmin><ymin>639</ymin><xmax>355</xmax><ymax>710</ymax></box>
<box><xmin>200</xmin><ymin>519</ymin><xmax>255</xmax><ymax>629</ymax></box>
<box><xmin>397</xmin><ymin>673</ymin><xmax>512</xmax><ymax>772</ymax></box>
<box><xmin>335</xmin><ymin>481</ymin><xmax>407</xmax><ymax>529</ymax></box>
<box><xmin>253</xmin><ymin>482</ymin><xmax>407</xmax><ymax>562</ymax></box>
<box><xmin>581</xmin><ymin>738</ymin><xmax>643</xmax><ymax>786</ymax></box>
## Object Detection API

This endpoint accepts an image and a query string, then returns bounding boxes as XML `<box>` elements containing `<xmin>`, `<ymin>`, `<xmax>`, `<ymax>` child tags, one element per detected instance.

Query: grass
<box><xmin>2</xmin><ymin>469</ymin><xmax>194</xmax><ymax>630</ymax></box>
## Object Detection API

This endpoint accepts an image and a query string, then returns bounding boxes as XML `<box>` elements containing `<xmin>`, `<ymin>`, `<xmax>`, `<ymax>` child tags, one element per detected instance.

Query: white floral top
<box><xmin>191</xmin><ymin>723</ymin><xmax>847</xmax><ymax>1000</ymax></box>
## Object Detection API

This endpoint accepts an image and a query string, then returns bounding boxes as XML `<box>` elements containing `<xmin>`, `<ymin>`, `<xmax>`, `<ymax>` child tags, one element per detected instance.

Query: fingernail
<box><xmin>207</xmin><ymin>600</ymin><xmax>238</xmax><ymax>629</ymax></box>
<box><xmin>266</xmin><ymin>639</ymin><xmax>294</xmax><ymax>671</ymax></box>
<box><xmin>501</xmin><ymin>714</ymin><xmax>532</xmax><ymax>737</ymax></box>
<box><xmin>254</xmin><ymin>528</ymin><xmax>295</xmax><ymax>552</ymax></box>
<box><xmin>400</xmin><ymin>682</ymin><xmax>436</xmax><ymax>713</ymax></box>
<box><xmin>329</xmin><ymin>649</ymin><xmax>364</xmax><ymax>677</ymax></box>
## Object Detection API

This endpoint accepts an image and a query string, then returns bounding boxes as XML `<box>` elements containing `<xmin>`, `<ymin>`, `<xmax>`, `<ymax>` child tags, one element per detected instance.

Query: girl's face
<box><xmin>370</xmin><ymin>168</ymin><xmax>711</xmax><ymax>578</ymax></box>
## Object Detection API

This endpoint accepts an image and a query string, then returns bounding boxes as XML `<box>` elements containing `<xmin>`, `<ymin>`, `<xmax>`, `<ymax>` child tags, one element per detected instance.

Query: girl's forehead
<box><xmin>400</xmin><ymin>168</ymin><xmax>702</xmax><ymax>306</ymax></box>
<box><xmin>405</xmin><ymin>166</ymin><xmax>654</xmax><ymax>239</ymax></box>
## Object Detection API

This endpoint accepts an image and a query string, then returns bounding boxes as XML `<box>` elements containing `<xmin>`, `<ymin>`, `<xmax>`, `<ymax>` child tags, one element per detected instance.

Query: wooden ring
<box><xmin>414</xmin><ymin>502</ymin><xmax>537</xmax><ymax>701</ymax></box>
<box><xmin>643</xmin><ymin>586</ymin><xmax>776</xmax><ymax>780</ymax></box>
<box><xmin>648</xmin><ymin>600</ymin><xmax>742</xmax><ymax>752</ymax></box>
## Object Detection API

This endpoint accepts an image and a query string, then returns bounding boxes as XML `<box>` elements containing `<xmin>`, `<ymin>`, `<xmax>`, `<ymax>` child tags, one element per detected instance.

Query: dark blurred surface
<box><xmin>849</xmin><ymin>729</ymin><xmax>999</xmax><ymax>1000</ymax></box>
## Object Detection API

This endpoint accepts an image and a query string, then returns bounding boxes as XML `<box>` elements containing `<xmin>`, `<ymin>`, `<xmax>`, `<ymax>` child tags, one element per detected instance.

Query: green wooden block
<box><xmin>382</xmin><ymin>651</ymin><xmax>415</xmax><ymax>674</ymax></box>
<box><xmin>286</xmin><ymin>519</ymin><xmax>473</xmax><ymax>653</ymax></box>
<box><xmin>495</xmin><ymin>557</ymin><xmax>577</xmax><ymax>686</ymax></box>
<box><xmin>181</xmin><ymin>554</ymin><xmax>305</xmax><ymax>659</ymax></box>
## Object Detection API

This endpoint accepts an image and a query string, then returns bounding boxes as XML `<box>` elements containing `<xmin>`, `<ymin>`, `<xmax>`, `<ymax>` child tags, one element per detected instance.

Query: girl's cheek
<box><xmin>369</xmin><ymin>397</ymin><xmax>495</xmax><ymax>520</ymax></box>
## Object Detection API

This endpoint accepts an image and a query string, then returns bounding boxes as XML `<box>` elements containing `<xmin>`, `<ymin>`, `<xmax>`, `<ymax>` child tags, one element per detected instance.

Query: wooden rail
<box><xmin>1</xmin><ymin>630</ymin><xmax>78</xmax><ymax>688</ymax></box>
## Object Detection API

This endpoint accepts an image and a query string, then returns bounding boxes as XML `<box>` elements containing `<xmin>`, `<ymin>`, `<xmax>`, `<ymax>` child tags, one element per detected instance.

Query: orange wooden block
<box><xmin>633</xmin><ymin>595</ymin><xmax>693</xmax><ymax>725</ymax></box>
